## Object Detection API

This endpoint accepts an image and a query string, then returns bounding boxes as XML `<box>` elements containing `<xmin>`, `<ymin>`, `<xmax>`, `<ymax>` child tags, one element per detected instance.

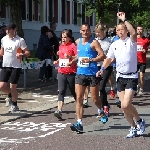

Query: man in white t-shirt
<box><xmin>96</xmin><ymin>12</ymin><xmax>145</xmax><ymax>138</ymax></box>
<box><xmin>0</xmin><ymin>23</ymin><xmax>30</xmax><ymax>113</ymax></box>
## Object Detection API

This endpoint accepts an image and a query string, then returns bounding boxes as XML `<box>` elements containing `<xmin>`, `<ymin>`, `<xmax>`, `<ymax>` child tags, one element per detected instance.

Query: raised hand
<box><xmin>117</xmin><ymin>12</ymin><xmax>126</xmax><ymax>21</ymax></box>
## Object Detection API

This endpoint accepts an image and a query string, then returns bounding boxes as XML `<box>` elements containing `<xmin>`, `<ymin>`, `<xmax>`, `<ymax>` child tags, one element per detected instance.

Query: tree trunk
<box><xmin>97</xmin><ymin>0</ymin><xmax>104</xmax><ymax>23</ymax></box>
<box><xmin>9</xmin><ymin>0</ymin><xmax>24</xmax><ymax>37</ymax></box>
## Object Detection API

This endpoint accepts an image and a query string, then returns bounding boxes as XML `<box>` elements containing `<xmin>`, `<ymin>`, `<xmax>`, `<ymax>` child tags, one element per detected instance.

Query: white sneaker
<box><xmin>126</xmin><ymin>127</ymin><xmax>137</xmax><ymax>138</ymax></box>
<box><xmin>136</xmin><ymin>119</ymin><xmax>145</xmax><ymax>135</ymax></box>
<box><xmin>5</xmin><ymin>97</ymin><xmax>12</xmax><ymax>107</ymax></box>
<box><xmin>8</xmin><ymin>105</ymin><xmax>19</xmax><ymax>113</ymax></box>
<box><xmin>138</xmin><ymin>89</ymin><xmax>144</xmax><ymax>95</ymax></box>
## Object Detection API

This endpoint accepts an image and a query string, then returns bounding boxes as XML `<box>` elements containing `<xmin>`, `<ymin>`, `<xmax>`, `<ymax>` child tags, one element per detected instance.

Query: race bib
<box><xmin>137</xmin><ymin>45</ymin><xmax>143</xmax><ymax>51</ymax></box>
<box><xmin>78</xmin><ymin>57</ymin><xmax>89</xmax><ymax>67</ymax></box>
<box><xmin>59</xmin><ymin>59</ymin><xmax>69</xmax><ymax>67</ymax></box>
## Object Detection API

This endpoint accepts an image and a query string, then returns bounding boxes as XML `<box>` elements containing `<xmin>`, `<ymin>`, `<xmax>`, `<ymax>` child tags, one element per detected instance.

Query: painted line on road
<box><xmin>0</xmin><ymin>122</ymin><xmax>71</xmax><ymax>144</ymax></box>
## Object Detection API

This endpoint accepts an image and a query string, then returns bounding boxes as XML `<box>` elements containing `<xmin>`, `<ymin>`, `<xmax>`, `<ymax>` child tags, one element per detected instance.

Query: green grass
<box><xmin>27</xmin><ymin>50</ymin><xmax>40</xmax><ymax>62</ymax></box>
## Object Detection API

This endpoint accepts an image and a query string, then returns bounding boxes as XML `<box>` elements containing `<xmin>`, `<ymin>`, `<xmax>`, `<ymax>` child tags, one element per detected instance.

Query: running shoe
<box><xmin>104</xmin><ymin>106</ymin><xmax>109</xmax><ymax>117</ymax></box>
<box><xmin>138</xmin><ymin>89</ymin><xmax>144</xmax><ymax>96</ymax></box>
<box><xmin>126</xmin><ymin>127</ymin><xmax>137</xmax><ymax>138</ymax></box>
<box><xmin>99</xmin><ymin>111</ymin><xmax>108</xmax><ymax>124</ymax></box>
<box><xmin>136</xmin><ymin>119</ymin><xmax>145</xmax><ymax>135</ymax></box>
<box><xmin>5</xmin><ymin>97</ymin><xmax>12</xmax><ymax>107</ymax></box>
<box><xmin>109</xmin><ymin>90</ymin><xmax>115</xmax><ymax>98</ymax></box>
<box><xmin>70</xmin><ymin>122</ymin><xmax>83</xmax><ymax>133</ymax></box>
<box><xmin>83</xmin><ymin>100</ymin><xmax>89</xmax><ymax>108</ymax></box>
<box><xmin>116</xmin><ymin>100</ymin><xmax>121</xmax><ymax>108</ymax></box>
<box><xmin>8</xmin><ymin>105</ymin><xmax>19</xmax><ymax>113</ymax></box>
<box><xmin>54</xmin><ymin>110</ymin><xmax>62</xmax><ymax>119</ymax></box>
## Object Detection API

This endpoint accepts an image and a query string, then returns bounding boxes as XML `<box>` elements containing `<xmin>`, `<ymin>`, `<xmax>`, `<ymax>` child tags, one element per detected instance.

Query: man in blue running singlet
<box><xmin>70</xmin><ymin>23</ymin><xmax>107</xmax><ymax>133</ymax></box>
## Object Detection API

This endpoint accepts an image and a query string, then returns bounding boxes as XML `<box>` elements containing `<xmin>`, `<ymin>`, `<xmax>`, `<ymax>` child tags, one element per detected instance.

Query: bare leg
<box><xmin>118</xmin><ymin>89</ymin><xmax>140</xmax><ymax>127</ymax></box>
<box><xmin>75</xmin><ymin>84</ymin><xmax>86</xmax><ymax>120</ymax></box>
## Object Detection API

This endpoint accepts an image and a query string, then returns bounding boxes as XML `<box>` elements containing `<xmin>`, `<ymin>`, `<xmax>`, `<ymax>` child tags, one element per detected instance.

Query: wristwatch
<box><xmin>100</xmin><ymin>67</ymin><xmax>105</xmax><ymax>71</ymax></box>
<box><xmin>89</xmin><ymin>58</ymin><xmax>93</xmax><ymax>62</ymax></box>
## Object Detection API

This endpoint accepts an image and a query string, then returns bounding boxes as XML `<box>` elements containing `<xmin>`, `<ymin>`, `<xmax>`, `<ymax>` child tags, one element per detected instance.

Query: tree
<box><xmin>77</xmin><ymin>0</ymin><xmax>150</xmax><ymax>29</ymax></box>
<box><xmin>0</xmin><ymin>0</ymin><xmax>40</xmax><ymax>37</ymax></box>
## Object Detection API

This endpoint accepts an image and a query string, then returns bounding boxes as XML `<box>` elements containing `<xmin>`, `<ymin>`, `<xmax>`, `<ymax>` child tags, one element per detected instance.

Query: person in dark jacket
<box><xmin>36</xmin><ymin>26</ymin><xmax>53</xmax><ymax>81</ymax></box>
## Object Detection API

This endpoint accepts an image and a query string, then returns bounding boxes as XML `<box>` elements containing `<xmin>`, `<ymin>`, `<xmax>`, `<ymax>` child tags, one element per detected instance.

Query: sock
<box><xmin>8</xmin><ymin>93</ymin><xmax>12</xmax><ymax>98</ymax></box>
<box><xmin>58</xmin><ymin>110</ymin><xmax>62</xmax><ymax>113</ymax></box>
<box><xmin>77</xmin><ymin>119</ymin><xmax>82</xmax><ymax>125</ymax></box>
<box><xmin>140</xmin><ymin>88</ymin><xmax>143</xmax><ymax>91</ymax></box>
<box><xmin>137</xmin><ymin>118</ymin><xmax>142</xmax><ymax>123</ymax></box>
<box><xmin>111</xmin><ymin>87</ymin><xmax>114</xmax><ymax>90</ymax></box>
<box><xmin>12</xmin><ymin>101</ymin><xmax>17</xmax><ymax>106</ymax></box>
<box><xmin>84</xmin><ymin>99</ymin><xmax>88</xmax><ymax>103</ymax></box>
<box><xmin>98</xmin><ymin>108</ymin><xmax>103</xmax><ymax>114</ymax></box>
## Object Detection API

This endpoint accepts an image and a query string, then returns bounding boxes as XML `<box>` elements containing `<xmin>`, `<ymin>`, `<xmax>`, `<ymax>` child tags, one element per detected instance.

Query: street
<box><xmin>0</xmin><ymin>92</ymin><xmax>150</xmax><ymax>150</ymax></box>
<box><xmin>0</xmin><ymin>56</ymin><xmax>150</xmax><ymax>150</ymax></box>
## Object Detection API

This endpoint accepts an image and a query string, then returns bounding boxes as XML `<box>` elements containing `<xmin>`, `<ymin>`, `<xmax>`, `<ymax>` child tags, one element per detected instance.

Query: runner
<box><xmin>53</xmin><ymin>29</ymin><xmax>77</xmax><ymax>119</ymax></box>
<box><xmin>136</xmin><ymin>25</ymin><xmax>150</xmax><ymax>95</ymax></box>
<box><xmin>0</xmin><ymin>22</ymin><xmax>30</xmax><ymax>112</ymax></box>
<box><xmin>95</xmin><ymin>23</ymin><xmax>114</xmax><ymax>116</ymax></box>
<box><xmin>83</xmin><ymin>86</ymin><xmax>89</xmax><ymax>108</ymax></box>
<box><xmin>97</xmin><ymin>12</ymin><xmax>145</xmax><ymax>138</ymax></box>
<box><xmin>70</xmin><ymin>23</ymin><xmax>107</xmax><ymax>133</ymax></box>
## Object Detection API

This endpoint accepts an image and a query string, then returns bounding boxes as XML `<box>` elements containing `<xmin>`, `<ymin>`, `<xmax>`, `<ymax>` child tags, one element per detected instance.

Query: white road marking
<box><xmin>0</xmin><ymin>122</ymin><xmax>71</xmax><ymax>144</ymax></box>
<box><xmin>28</xmin><ymin>100</ymin><xmax>40</xmax><ymax>103</ymax></box>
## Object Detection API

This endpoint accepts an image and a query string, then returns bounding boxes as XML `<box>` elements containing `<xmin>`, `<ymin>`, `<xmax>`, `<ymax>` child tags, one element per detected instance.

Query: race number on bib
<box><xmin>59</xmin><ymin>59</ymin><xmax>69</xmax><ymax>67</ymax></box>
<box><xmin>137</xmin><ymin>45</ymin><xmax>143</xmax><ymax>51</ymax></box>
<box><xmin>78</xmin><ymin>57</ymin><xmax>89</xmax><ymax>67</ymax></box>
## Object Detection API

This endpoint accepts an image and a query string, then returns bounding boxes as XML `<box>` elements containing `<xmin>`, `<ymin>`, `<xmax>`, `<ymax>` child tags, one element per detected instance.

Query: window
<box><xmin>22</xmin><ymin>0</ymin><xmax>26</xmax><ymax>20</ymax></box>
<box><xmin>77</xmin><ymin>3</ymin><xmax>81</xmax><ymax>25</ymax></box>
<box><xmin>82</xmin><ymin>4</ymin><xmax>85</xmax><ymax>24</ymax></box>
<box><xmin>67</xmin><ymin>1</ymin><xmax>70</xmax><ymax>24</ymax></box>
<box><xmin>74</xmin><ymin>2</ymin><xmax>77</xmax><ymax>24</ymax></box>
<box><xmin>34</xmin><ymin>0</ymin><xmax>38</xmax><ymax>21</ymax></box>
<box><xmin>48</xmin><ymin>0</ymin><xmax>53</xmax><ymax>22</ymax></box>
<box><xmin>54</xmin><ymin>0</ymin><xmax>58</xmax><ymax>23</ymax></box>
<box><xmin>0</xmin><ymin>4</ymin><xmax>6</xmax><ymax>18</ymax></box>
<box><xmin>28</xmin><ymin>0</ymin><xmax>32</xmax><ymax>21</ymax></box>
<box><xmin>61</xmin><ymin>0</ymin><xmax>66</xmax><ymax>24</ymax></box>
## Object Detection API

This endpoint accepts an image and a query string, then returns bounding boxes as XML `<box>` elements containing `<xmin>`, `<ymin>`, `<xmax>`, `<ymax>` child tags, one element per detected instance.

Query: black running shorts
<box><xmin>117</xmin><ymin>77</ymin><xmax>138</xmax><ymax>92</ymax></box>
<box><xmin>0</xmin><ymin>67</ymin><xmax>21</xmax><ymax>84</ymax></box>
<box><xmin>75</xmin><ymin>74</ymin><xmax>101</xmax><ymax>87</ymax></box>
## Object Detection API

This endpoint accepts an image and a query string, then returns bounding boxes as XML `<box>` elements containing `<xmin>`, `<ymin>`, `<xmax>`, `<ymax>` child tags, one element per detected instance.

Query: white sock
<box><xmin>111</xmin><ymin>87</ymin><xmax>114</xmax><ymax>90</ymax></box>
<box><xmin>98</xmin><ymin>108</ymin><xmax>103</xmax><ymax>114</ymax></box>
<box><xmin>140</xmin><ymin>88</ymin><xmax>143</xmax><ymax>91</ymax></box>
<box><xmin>84</xmin><ymin>99</ymin><xmax>88</xmax><ymax>103</ymax></box>
<box><xmin>77</xmin><ymin>119</ymin><xmax>82</xmax><ymax>125</ymax></box>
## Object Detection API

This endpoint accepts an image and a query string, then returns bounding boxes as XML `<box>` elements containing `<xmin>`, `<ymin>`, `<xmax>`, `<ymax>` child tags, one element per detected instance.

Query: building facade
<box><xmin>0</xmin><ymin>0</ymin><xmax>96</xmax><ymax>50</ymax></box>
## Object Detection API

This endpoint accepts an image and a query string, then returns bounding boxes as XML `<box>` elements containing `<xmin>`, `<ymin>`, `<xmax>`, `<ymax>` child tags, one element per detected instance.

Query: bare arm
<box><xmin>0</xmin><ymin>47</ymin><xmax>4</xmax><ymax>57</ymax></box>
<box><xmin>91</xmin><ymin>40</ymin><xmax>105</xmax><ymax>62</ymax></box>
<box><xmin>117</xmin><ymin>12</ymin><xmax>136</xmax><ymax>42</ymax></box>
<box><xmin>23</xmin><ymin>48</ymin><xmax>30</xmax><ymax>57</ymax></box>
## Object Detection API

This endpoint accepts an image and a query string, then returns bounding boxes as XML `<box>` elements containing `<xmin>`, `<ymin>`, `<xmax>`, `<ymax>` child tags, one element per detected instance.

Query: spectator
<box><xmin>36</xmin><ymin>26</ymin><xmax>53</xmax><ymax>81</ymax></box>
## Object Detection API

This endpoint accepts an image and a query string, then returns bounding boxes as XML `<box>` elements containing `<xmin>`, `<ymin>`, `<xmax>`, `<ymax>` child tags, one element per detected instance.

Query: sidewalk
<box><xmin>0</xmin><ymin>54</ymin><xmax>150</xmax><ymax>124</ymax></box>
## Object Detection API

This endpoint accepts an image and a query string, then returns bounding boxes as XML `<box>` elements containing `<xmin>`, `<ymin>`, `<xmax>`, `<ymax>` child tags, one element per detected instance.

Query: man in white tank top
<box><xmin>0</xmin><ymin>23</ymin><xmax>30</xmax><ymax>113</ymax></box>
<box><xmin>97</xmin><ymin>12</ymin><xmax>145</xmax><ymax>138</ymax></box>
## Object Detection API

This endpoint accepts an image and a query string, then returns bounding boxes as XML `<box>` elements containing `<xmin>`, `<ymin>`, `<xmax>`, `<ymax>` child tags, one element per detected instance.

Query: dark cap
<box><xmin>6</xmin><ymin>22</ymin><xmax>16</xmax><ymax>29</ymax></box>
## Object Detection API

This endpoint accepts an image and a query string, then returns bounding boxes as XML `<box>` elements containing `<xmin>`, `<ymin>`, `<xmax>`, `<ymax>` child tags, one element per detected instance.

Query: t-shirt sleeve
<box><xmin>72</xmin><ymin>44</ymin><xmax>77</xmax><ymax>55</ymax></box>
<box><xmin>107</xmin><ymin>44</ymin><xmax>115</xmax><ymax>59</ymax></box>
<box><xmin>20</xmin><ymin>38</ymin><xmax>27</xmax><ymax>50</ymax></box>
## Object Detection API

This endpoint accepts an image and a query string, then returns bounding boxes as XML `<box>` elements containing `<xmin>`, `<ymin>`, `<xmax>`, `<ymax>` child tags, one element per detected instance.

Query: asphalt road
<box><xmin>0</xmin><ymin>93</ymin><xmax>150</xmax><ymax>150</ymax></box>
